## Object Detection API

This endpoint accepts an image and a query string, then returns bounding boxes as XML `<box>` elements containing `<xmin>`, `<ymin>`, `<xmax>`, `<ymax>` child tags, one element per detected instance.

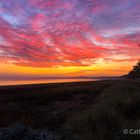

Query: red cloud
<box><xmin>0</xmin><ymin>0</ymin><xmax>140</xmax><ymax>68</ymax></box>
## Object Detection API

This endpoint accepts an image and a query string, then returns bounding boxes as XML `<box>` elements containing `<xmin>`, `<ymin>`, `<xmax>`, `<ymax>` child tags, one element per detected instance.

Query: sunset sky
<box><xmin>0</xmin><ymin>0</ymin><xmax>140</xmax><ymax>79</ymax></box>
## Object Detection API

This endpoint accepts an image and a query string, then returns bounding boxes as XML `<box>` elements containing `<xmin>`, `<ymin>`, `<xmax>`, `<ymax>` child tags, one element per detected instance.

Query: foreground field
<box><xmin>0</xmin><ymin>80</ymin><xmax>140</xmax><ymax>139</ymax></box>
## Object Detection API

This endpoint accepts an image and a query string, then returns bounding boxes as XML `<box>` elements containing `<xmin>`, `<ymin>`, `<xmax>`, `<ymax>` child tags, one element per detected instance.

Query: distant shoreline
<box><xmin>0</xmin><ymin>76</ymin><xmax>123</xmax><ymax>87</ymax></box>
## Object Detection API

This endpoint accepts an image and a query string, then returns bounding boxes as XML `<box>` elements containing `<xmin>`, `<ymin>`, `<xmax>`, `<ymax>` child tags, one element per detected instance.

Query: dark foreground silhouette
<box><xmin>0</xmin><ymin>80</ymin><xmax>140</xmax><ymax>140</ymax></box>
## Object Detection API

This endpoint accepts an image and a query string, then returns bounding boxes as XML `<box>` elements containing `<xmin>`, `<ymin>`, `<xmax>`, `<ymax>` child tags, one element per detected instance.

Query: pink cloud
<box><xmin>0</xmin><ymin>0</ymin><xmax>140</xmax><ymax>68</ymax></box>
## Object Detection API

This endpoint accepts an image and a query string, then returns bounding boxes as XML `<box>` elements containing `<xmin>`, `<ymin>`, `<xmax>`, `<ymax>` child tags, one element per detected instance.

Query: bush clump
<box><xmin>0</xmin><ymin>123</ymin><xmax>59</xmax><ymax>140</ymax></box>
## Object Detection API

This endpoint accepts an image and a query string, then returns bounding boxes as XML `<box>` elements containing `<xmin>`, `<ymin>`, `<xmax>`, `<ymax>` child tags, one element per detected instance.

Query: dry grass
<box><xmin>61</xmin><ymin>81</ymin><xmax>140</xmax><ymax>140</ymax></box>
<box><xmin>0</xmin><ymin>81</ymin><xmax>116</xmax><ymax>130</ymax></box>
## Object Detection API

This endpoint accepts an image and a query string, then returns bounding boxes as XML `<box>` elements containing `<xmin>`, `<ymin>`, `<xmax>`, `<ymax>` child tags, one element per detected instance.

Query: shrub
<box><xmin>0</xmin><ymin>123</ymin><xmax>59</xmax><ymax>140</ymax></box>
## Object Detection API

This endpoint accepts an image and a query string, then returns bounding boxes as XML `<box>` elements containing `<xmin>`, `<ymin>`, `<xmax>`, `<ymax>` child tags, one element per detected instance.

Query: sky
<box><xmin>0</xmin><ymin>0</ymin><xmax>140</xmax><ymax>79</ymax></box>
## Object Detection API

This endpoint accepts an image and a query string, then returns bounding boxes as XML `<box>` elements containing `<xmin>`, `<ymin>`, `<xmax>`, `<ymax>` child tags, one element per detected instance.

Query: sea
<box><xmin>0</xmin><ymin>78</ymin><xmax>99</xmax><ymax>86</ymax></box>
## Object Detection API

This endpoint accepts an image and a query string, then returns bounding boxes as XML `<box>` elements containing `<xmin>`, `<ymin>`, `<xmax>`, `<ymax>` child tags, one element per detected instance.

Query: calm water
<box><xmin>0</xmin><ymin>78</ymin><xmax>99</xmax><ymax>86</ymax></box>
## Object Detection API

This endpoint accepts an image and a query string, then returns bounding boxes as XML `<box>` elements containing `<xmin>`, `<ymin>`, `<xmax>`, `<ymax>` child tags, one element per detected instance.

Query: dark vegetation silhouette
<box><xmin>128</xmin><ymin>60</ymin><xmax>140</xmax><ymax>79</ymax></box>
